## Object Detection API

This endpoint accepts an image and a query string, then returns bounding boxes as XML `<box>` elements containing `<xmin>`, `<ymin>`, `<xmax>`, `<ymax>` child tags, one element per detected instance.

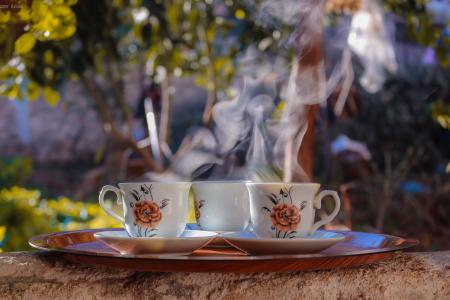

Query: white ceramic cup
<box><xmin>192</xmin><ymin>181</ymin><xmax>250</xmax><ymax>231</ymax></box>
<box><xmin>246</xmin><ymin>183</ymin><xmax>341</xmax><ymax>238</ymax></box>
<box><xmin>98</xmin><ymin>182</ymin><xmax>191</xmax><ymax>237</ymax></box>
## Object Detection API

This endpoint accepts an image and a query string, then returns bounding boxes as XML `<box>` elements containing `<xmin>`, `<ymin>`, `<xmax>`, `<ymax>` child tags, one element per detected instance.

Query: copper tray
<box><xmin>29</xmin><ymin>228</ymin><xmax>418</xmax><ymax>273</ymax></box>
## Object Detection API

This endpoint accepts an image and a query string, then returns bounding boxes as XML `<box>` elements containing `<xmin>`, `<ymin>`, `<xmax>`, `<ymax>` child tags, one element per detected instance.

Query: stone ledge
<box><xmin>0</xmin><ymin>251</ymin><xmax>449</xmax><ymax>300</ymax></box>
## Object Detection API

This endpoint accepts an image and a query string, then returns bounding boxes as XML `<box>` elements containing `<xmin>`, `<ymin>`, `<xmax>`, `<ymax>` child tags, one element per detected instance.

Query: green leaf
<box><xmin>52</xmin><ymin>6</ymin><xmax>72</xmax><ymax>17</ymax></box>
<box><xmin>0</xmin><ymin>226</ymin><xmax>6</xmax><ymax>248</ymax></box>
<box><xmin>32</xmin><ymin>1</ymin><xmax>49</xmax><ymax>18</ymax></box>
<box><xmin>43</xmin><ymin>86</ymin><xmax>60</xmax><ymax>106</ymax></box>
<box><xmin>17</xmin><ymin>7</ymin><xmax>31</xmax><ymax>21</ymax></box>
<box><xmin>14</xmin><ymin>33</ymin><xmax>36</xmax><ymax>55</ymax></box>
<box><xmin>57</xmin><ymin>24</ymin><xmax>76</xmax><ymax>38</ymax></box>
<box><xmin>235</xmin><ymin>9</ymin><xmax>246</xmax><ymax>20</ymax></box>
<box><xmin>0</xmin><ymin>11</ymin><xmax>11</xmax><ymax>23</ymax></box>
<box><xmin>194</xmin><ymin>74</ymin><xmax>207</xmax><ymax>87</ymax></box>
<box><xmin>27</xmin><ymin>81</ymin><xmax>41</xmax><ymax>101</ymax></box>
<box><xmin>206</xmin><ymin>27</ymin><xmax>216</xmax><ymax>43</ymax></box>
<box><xmin>167</xmin><ymin>4</ymin><xmax>180</xmax><ymax>34</ymax></box>
<box><xmin>43</xmin><ymin>50</ymin><xmax>54</xmax><ymax>64</ymax></box>
<box><xmin>0</xmin><ymin>66</ymin><xmax>19</xmax><ymax>80</ymax></box>
<box><xmin>5</xmin><ymin>84</ymin><xmax>21</xmax><ymax>100</ymax></box>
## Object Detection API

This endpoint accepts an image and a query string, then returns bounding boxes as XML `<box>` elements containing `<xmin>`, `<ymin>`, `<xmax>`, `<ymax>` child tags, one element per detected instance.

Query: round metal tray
<box><xmin>29</xmin><ymin>228</ymin><xmax>418</xmax><ymax>272</ymax></box>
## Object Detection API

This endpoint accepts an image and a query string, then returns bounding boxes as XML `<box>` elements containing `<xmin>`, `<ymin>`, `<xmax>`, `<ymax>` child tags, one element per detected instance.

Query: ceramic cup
<box><xmin>246</xmin><ymin>183</ymin><xmax>341</xmax><ymax>238</ymax></box>
<box><xmin>98</xmin><ymin>182</ymin><xmax>191</xmax><ymax>238</ymax></box>
<box><xmin>192</xmin><ymin>181</ymin><xmax>250</xmax><ymax>231</ymax></box>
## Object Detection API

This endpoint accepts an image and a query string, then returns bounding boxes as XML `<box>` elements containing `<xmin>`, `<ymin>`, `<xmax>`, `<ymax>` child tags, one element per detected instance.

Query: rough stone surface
<box><xmin>0</xmin><ymin>251</ymin><xmax>449</xmax><ymax>300</ymax></box>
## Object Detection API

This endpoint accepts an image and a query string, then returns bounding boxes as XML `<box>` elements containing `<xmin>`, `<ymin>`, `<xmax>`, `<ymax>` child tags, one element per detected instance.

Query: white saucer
<box><xmin>94</xmin><ymin>230</ymin><xmax>218</xmax><ymax>255</ymax></box>
<box><xmin>185</xmin><ymin>223</ymin><xmax>234</xmax><ymax>248</ymax></box>
<box><xmin>221</xmin><ymin>231</ymin><xmax>346</xmax><ymax>255</ymax></box>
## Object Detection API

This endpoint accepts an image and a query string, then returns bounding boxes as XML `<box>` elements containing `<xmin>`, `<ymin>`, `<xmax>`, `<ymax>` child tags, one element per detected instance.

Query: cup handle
<box><xmin>310</xmin><ymin>190</ymin><xmax>341</xmax><ymax>234</ymax></box>
<box><xmin>99</xmin><ymin>185</ymin><xmax>125</xmax><ymax>224</ymax></box>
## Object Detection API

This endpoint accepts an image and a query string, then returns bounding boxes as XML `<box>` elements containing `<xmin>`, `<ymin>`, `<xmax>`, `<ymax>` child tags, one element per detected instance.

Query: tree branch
<box><xmin>79</xmin><ymin>73</ymin><xmax>158</xmax><ymax>171</ymax></box>
<box><xmin>198</xmin><ymin>26</ymin><xmax>217</xmax><ymax>126</ymax></box>
<box><xmin>79</xmin><ymin>74</ymin><xmax>123</xmax><ymax>141</ymax></box>
<box><xmin>159</xmin><ymin>75</ymin><xmax>171</xmax><ymax>148</ymax></box>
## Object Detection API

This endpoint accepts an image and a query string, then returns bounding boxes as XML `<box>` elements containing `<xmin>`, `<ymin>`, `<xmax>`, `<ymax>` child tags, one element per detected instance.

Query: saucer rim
<box><xmin>94</xmin><ymin>229</ymin><xmax>218</xmax><ymax>240</ymax></box>
<box><xmin>220</xmin><ymin>230</ymin><xmax>346</xmax><ymax>243</ymax></box>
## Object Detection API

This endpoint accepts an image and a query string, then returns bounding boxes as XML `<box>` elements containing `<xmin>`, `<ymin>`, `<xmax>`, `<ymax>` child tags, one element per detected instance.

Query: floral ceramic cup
<box><xmin>246</xmin><ymin>183</ymin><xmax>341</xmax><ymax>238</ymax></box>
<box><xmin>98</xmin><ymin>182</ymin><xmax>191</xmax><ymax>237</ymax></box>
<box><xmin>192</xmin><ymin>181</ymin><xmax>250</xmax><ymax>231</ymax></box>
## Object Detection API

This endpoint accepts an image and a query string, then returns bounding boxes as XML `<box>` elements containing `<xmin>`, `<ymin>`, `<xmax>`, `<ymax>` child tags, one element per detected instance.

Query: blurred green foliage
<box><xmin>0</xmin><ymin>142</ymin><xmax>119</xmax><ymax>253</ymax></box>
<box><xmin>0</xmin><ymin>157</ymin><xmax>33</xmax><ymax>188</ymax></box>
<box><xmin>0</xmin><ymin>0</ymin><xmax>279</xmax><ymax>105</ymax></box>
<box><xmin>432</xmin><ymin>100</ymin><xmax>450</xmax><ymax>129</ymax></box>
<box><xmin>0</xmin><ymin>185</ymin><xmax>197</xmax><ymax>252</ymax></box>
<box><xmin>383</xmin><ymin>0</ymin><xmax>450</xmax><ymax>67</ymax></box>
<box><xmin>0</xmin><ymin>0</ymin><xmax>446</xmax><ymax>106</ymax></box>
<box><xmin>0</xmin><ymin>0</ymin><xmax>287</xmax><ymax>169</ymax></box>
<box><xmin>0</xmin><ymin>0</ymin><xmax>78</xmax><ymax>103</ymax></box>
<box><xmin>0</xmin><ymin>186</ymin><xmax>121</xmax><ymax>252</ymax></box>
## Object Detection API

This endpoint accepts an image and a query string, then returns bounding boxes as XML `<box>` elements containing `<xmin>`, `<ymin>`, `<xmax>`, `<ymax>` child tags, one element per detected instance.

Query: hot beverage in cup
<box><xmin>98</xmin><ymin>182</ymin><xmax>191</xmax><ymax>238</ymax></box>
<box><xmin>246</xmin><ymin>182</ymin><xmax>340</xmax><ymax>238</ymax></box>
<box><xmin>192</xmin><ymin>181</ymin><xmax>250</xmax><ymax>232</ymax></box>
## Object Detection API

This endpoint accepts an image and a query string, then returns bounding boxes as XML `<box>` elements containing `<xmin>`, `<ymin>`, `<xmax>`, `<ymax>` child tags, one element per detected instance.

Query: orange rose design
<box><xmin>195</xmin><ymin>203</ymin><xmax>200</xmax><ymax>220</ymax></box>
<box><xmin>194</xmin><ymin>200</ymin><xmax>204</xmax><ymax>221</ymax></box>
<box><xmin>134</xmin><ymin>201</ymin><xmax>162</xmax><ymax>228</ymax></box>
<box><xmin>270</xmin><ymin>203</ymin><xmax>300</xmax><ymax>232</ymax></box>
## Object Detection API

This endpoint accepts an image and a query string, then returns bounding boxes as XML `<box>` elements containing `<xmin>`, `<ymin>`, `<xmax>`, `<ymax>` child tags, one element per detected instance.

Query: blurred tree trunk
<box><xmin>293</xmin><ymin>41</ymin><xmax>322</xmax><ymax>181</ymax></box>
<box><xmin>159</xmin><ymin>75</ymin><xmax>171</xmax><ymax>150</ymax></box>
<box><xmin>285</xmin><ymin>1</ymin><xmax>324</xmax><ymax>182</ymax></box>
<box><xmin>298</xmin><ymin>105</ymin><xmax>318</xmax><ymax>180</ymax></box>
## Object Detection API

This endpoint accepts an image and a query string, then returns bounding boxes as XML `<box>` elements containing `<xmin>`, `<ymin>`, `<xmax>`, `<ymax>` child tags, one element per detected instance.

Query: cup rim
<box><xmin>192</xmin><ymin>180</ymin><xmax>251</xmax><ymax>185</ymax></box>
<box><xmin>117</xmin><ymin>181</ymin><xmax>191</xmax><ymax>187</ymax></box>
<box><xmin>246</xmin><ymin>182</ymin><xmax>321</xmax><ymax>188</ymax></box>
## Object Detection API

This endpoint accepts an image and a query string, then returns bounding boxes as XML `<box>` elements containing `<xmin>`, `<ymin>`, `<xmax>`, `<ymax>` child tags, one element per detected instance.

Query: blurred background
<box><xmin>0</xmin><ymin>0</ymin><xmax>449</xmax><ymax>252</ymax></box>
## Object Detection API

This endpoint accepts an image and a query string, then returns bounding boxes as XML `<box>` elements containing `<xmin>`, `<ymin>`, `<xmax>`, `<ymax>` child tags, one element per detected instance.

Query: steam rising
<box><xmin>145</xmin><ymin>0</ymin><xmax>340</xmax><ymax>182</ymax></box>
<box><xmin>198</xmin><ymin>0</ymin><xmax>326</xmax><ymax>182</ymax></box>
